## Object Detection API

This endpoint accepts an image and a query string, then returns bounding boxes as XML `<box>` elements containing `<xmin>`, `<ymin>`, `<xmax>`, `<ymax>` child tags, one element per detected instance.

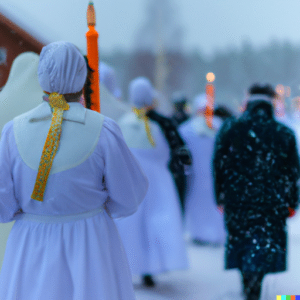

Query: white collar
<box><xmin>28</xmin><ymin>101</ymin><xmax>86</xmax><ymax>124</ymax></box>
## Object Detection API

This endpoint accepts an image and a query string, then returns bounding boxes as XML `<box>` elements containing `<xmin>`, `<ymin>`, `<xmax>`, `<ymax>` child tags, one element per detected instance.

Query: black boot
<box><xmin>142</xmin><ymin>274</ymin><xmax>155</xmax><ymax>287</ymax></box>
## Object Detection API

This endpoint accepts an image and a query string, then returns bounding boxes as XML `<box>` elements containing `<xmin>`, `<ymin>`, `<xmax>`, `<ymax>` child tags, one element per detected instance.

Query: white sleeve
<box><xmin>100</xmin><ymin>118</ymin><xmax>148</xmax><ymax>218</ymax></box>
<box><xmin>0</xmin><ymin>122</ymin><xmax>21</xmax><ymax>222</ymax></box>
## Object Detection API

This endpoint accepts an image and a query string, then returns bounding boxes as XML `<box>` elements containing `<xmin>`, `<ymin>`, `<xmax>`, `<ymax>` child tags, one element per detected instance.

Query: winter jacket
<box><xmin>213</xmin><ymin>99</ymin><xmax>300</xmax><ymax>274</ymax></box>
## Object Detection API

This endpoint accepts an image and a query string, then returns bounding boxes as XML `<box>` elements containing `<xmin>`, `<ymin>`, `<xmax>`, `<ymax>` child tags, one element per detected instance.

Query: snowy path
<box><xmin>0</xmin><ymin>214</ymin><xmax>299</xmax><ymax>299</ymax></box>
<box><xmin>134</xmin><ymin>214</ymin><xmax>300</xmax><ymax>300</ymax></box>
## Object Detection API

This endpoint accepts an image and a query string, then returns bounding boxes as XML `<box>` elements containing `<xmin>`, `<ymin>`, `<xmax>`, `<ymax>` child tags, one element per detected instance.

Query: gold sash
<box><xmin>132</xmin><ymin>107</ymin><xmax>155</xmax><ymax>147</ymax></box>
<box><xmin>31</xmin><ymin>93</ymin><xmax>69</xmax><ymax>201</ymax></box>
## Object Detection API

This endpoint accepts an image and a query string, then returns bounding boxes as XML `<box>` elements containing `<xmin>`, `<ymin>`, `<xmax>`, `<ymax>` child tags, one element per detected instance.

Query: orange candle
<box><xmin>86</xmin><ymin>1</ymin><xmax>100</xmax><ymax>112</ymax></box>
<box><xmin>205</xmin><ymin>72</ymin><xmax>215</xmax><ymax>129</ymax></box>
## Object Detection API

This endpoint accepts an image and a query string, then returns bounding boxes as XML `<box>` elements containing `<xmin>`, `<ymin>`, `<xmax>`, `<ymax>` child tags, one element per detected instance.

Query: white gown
<box><xmin>289</xmin><ymin>114</ymin><xmax>300</xmax><ymax>155</ymax></box>
<box><xmin>100</xmin><ymin>83</ymin><xmax>131</xmax><ymax>121</ymax></box>
<box><xmin>115</xmin><ymin>112</ymin><xmax>188</xmax><ymax>275</ymax></box>
<box><xmin>0</xmin><ymin>52</ymin><xmax>43</xmax><ymax>134</ymax></box>
<box><xmin>276</xmin><ymin>115</ymin><xmax>294</xmax><ymax>130</ymax></box>
<box><xmin>0</xmin><ymin>102</ymin><xmax>148</xmax><ymax>300</ymax></box>
<box><xmin>179</xmin><ymin>116</ymin><xmax>226</xmax><ymax>244</ymax></box>
<box><xmin>0</xmin><ymin>52</ymin><xmax>44</xmax><ymax>270</ymax></box>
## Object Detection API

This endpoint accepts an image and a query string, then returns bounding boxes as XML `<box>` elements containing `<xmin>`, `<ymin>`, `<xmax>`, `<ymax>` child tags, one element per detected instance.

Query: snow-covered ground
<box><xmin>0</xmin><ymin>214</ymin><xmax>299</xmax><ymax>299</ymax></box>
<box><xmin>134</xmin><ymin>214</ymin><xmax>300</xmax><ymax>300</ymax></box>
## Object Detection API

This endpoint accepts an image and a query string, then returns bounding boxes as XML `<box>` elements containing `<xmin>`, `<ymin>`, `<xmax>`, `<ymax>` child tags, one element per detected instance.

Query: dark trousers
<box><xmin>242</xmin><ymin>272</ymin><xmax>264</xmax><ymax>300</ymax></box>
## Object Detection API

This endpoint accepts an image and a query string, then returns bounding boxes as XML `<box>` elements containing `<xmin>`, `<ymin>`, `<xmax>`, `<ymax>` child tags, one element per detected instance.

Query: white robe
<box><xmin>0</xmin><ymin>52</ymin><xmax>43</xmax><ymax>134</ymax></box>
<box><xmin>0</xmin><ymin>52</ymin><xmax>44</xmax><ymax>270</ymax></box>
<box><xmin>179</xmin><ymin>116</ymin><xmax>226</xmax><ymax>244</ymax></box>
<box><xmin>276</xmin><ymin>115</ymin><xmax>294</xmax><ymax>130</ymax></box>
<box><xmin>288</xmin><ymin>114</ymin><xmax>300</xmax><ymax>154</ymax></box>
<box><xmin>0</xmin><ymin>102</ymin><xmax>148</xmax><ymax>300</ymax></box>
<box><xmin>100</xmin><ymin>84</ymin><xmax>131</xmax><ymax>121</ymax></box>
<box><xmin>115</xmin><ymin>112</ymin><xmax>188</xmax><ymax>275</ymax></box>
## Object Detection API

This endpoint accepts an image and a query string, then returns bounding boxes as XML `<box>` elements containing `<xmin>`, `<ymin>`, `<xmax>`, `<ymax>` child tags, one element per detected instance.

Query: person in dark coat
<box><xmin>213</xmin><ymin>83</ymin><xmax>300</xmax><ymax>300</ymax></box>
<box><xmin>171</xmin><ymin>92</ymin><xmax>191</xmax><ymax>126</ymax></box>
<box><xmin>146</xmin><ymin>106</ymin><xmax>192</xmax><ymax>214</ymax></box>
<box><xmin>213</xmin><ymin>105</ymin><xmax>235</xmax><ymax>122</ymax></box>
<box><xmin>167</xmin><ymin>92</ymin><xmax>192</xmax><ymax>212</ymax></box>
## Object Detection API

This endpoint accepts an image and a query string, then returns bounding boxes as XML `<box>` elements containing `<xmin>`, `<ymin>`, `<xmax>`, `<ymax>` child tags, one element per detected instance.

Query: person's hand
<box><xmin>288</xmin><ymin>207</ymin><xmax>296</xmax><ymax>218</ymax></box>
<box><xmin>217</xmin><ymin>205</ymin><xmax>224</xmax><ymax>214</ymax></box>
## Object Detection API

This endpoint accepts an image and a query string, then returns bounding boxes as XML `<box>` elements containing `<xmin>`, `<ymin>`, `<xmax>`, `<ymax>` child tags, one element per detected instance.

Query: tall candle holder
<box><xmin>86</xmin><ymin>1</ymin><xmax>100</xmax><ymax>112</ymax></box>
<box><xmin>205</xmin><ymin>72</ymin><xmax>215</xmax><ymax>128</ymax></box>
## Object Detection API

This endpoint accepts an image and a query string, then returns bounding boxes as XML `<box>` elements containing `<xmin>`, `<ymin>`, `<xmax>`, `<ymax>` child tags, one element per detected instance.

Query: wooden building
<box><xmin>0</xmin><ymin>12</ymin><xmax>44</xmax><ymax>89</ymax></box>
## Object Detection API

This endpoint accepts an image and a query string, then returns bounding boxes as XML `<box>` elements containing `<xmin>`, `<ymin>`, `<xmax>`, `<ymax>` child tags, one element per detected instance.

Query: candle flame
<box><xmin>206</xmin><ymin>72</ymin><xmax>215</xmax><ymax>83</ymax></box>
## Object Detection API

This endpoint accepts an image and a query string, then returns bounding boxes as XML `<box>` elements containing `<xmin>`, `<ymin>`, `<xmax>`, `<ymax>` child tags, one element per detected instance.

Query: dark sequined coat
<box><xmin>213</xmin><ymin>100</ymin><xmax>300</xmax><ymax>274</ymax></box>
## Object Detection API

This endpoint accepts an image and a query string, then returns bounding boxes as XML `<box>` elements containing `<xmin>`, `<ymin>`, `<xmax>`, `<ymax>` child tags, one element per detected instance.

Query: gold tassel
<box><xmin>31</xmin><ymin>93</ymin><xmax>69</xmax><ymax>201</ymax></box>
<box><xmin>132</xmin><ymin>107</ymin><xmax>155</xmax><ymax>147</ymax></box>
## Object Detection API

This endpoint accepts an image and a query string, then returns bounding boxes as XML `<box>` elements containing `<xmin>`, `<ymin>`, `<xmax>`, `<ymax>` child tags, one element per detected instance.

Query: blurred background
<box><xmin>2</xmin><ymin>0</ymin><xmax>300</xmax><ymax>113</ymax></box>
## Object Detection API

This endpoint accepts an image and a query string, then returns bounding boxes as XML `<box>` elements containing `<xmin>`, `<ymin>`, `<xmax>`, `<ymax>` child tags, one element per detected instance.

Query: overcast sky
<box><xmin>1</xmin><ymin>0</ymin><xmax>300</xmax><ymax>56</ymax></box>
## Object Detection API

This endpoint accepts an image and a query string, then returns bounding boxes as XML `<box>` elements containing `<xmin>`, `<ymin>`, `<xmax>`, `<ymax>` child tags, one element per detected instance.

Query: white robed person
<box><xmin>99</xmin><ymin>61</ymin><xmax>131</xmax><ymax>121</ymax></box>
<box><xmin>179</xmin><ymin>94</ymin><xmax>226</xmax><ymax>245</ymax></box>
<box><xmin>0</xmin><ymin>51</ymin><xmax>43</xmax><ymax>134</ymax></box>
<box><xmin>0</xmin><ymin>41</ymin><xmax>148</xmax><ymax>299</ymax></box>
<box><xmin>0</xmin><ymin>52</ymin><xmax>131</xmax><ymax>273</ymax></box>
<box><xmin>289</xmin><ymin>97</ymin><xmax>300</xmax><ymax>154</ymax></box>
<box><xmin>0</xmin><ymin>51</ymin><xmax>44</xmax><ymax>269</ymax></box>
<box><xmin>116</xmin><ymin>77</ymin><xmax>188</xmax><ymax>287</ymax></box>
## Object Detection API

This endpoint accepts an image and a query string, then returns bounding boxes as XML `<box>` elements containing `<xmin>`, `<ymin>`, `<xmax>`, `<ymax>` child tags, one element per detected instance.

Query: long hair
<box><xmin>83</xmin><ymin>55</ymin><xmax>94</xmax><ymax>109</ymax></box>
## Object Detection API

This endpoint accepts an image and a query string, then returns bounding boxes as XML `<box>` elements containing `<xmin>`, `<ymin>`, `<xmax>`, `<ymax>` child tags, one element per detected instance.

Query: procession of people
<box><xmin>0</xmin><ymin>20</ymin><xmax>300</xmax><ymax>300</ymax></box>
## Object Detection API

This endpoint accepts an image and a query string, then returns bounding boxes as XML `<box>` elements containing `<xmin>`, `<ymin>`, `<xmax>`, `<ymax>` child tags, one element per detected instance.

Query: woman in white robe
<box><xmin>287</xmin><ymin>121</ymin><xmax>300</xmax><ymax>154</ymax></box>
<box><xmin>179</xmin><ymin>94</ymin><xmax>226</xmax><ymax>245</ymax></box>
<box><xmin>0</xmin><ymin>51</ymin><xmax>43</xmax><ymax>134</ymax></box>
<box><xmin>0</xmin><ymin>52</ymin><xmax>44</xmax><ymax>270</ymax></box>
<box><xmin>115</xmin><ymin>77</ymin><xmax>188</xmax><ymax>286</ymax></box>
<box><xmin>99</xmin><ymin>61</ymin><xmax>131</xmax><ymax>121</ymax></box>
<box><xmin>0</xmin><ymin>52</ymin><xmax>130</xmax><ymax>274</ymax></box>
<box><xmin>0</xmin><ymin>42</ymin><xmax>148</xmax><ymax>300</ymax></box>
<box><xmin>100</xmin><ymin>83</ymin><xmax>130</xmax><ymax>121</ymax></box>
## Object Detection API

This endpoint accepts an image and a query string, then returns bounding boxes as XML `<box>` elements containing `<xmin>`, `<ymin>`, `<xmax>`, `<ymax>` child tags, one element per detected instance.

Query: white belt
<box><xmin>16</xmin><ymin>206</ymin><xmax>104</xmax><ymax>223</ymax></box>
